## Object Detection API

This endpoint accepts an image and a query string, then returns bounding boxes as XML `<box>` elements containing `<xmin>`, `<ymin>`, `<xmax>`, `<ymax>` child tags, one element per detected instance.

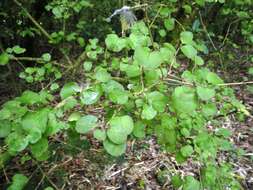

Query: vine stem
<box><xmin>13</xmin><ymin>0</ymin><xmax>52</xmax><ymax>40</ymax></box>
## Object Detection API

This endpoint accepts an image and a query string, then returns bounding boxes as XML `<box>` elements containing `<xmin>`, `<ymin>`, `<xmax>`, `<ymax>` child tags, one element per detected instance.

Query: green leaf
<box><xmin>202</xmin><ymin>165</ymin><xmax>217</xmax><ymax>187</ymax></box>
<box><xmin>181</xmin><ymin>45</ymin><xmax>197</xmax><ymax>59</ymax></box>
<box><xmin>183</xmin><ymin>176</ymin><xmax>200</xmax><ymax>190</ymax></box>
<box><xmin>172</xmin><ymin>86</ymin><xmax>198</xmax><ymax>114</ymax></box>
<box><xmin>0</xmin><ymin>108</ymin><xmax>11</xmax><ymax>120</ymax></box>
<box><xmin>107</xmin><ymin>115</ymin><xmax>134</xmax><ymax>144</ymax></box>
<box><xmin>105</xmin><ymin>34</ymin><xmax>126</xmax><ymax>52</ymax></box>
<box><xmin>18</xmin><ymin>90</ymin><xmax>42</xmax><ymax>105</ymax></box>
<box><xmin>172</xmin><ymin>175</ymin><xmax>183</xmax><ymax>189</ymax></box>
<box><xmin>103</xmin><ymin>139</ymin><xmax>126</xmax><ymax>156</ymax></box>
<box><xmin>6</xmin><ymin>132</ymin><xmax>29</xmax><ymax>154</ymax></box>
<box><xmin>180</xmin><ymin>145</ymin><xmax>194</xmax><ymax>157</ymax></box>
<box><xmin>21</xmin><ymin>109</ymin><xmax>49</xmax><ymax>143</ymax></box>
<box><xmin>12</xmin><ymin>45</ymin><xmax>26</xmax><ymax>54</ymax></box>
<box><xmin>94</xmin><ymin>67</ymin><xmax>111</xmax><ymax>82</ymax></box>
<box><xmin>22</xmin><ymin>107</ymin><xmax>49</xmax><ymax>128</ymax></box>
<box><xmin>194</xmin><ymin>55</ymin><xmax>204</xmax><ymax>65</ymax></box>
<box><xmin>80</xmin><ymin>88</ymin><xmax>101</xmax><ymax>105</ymax></box>
<box><xmin>134</xmin><ymin>47</ymin><xmax>163</xmax><ymax>70</ymax></box>
<box><xmin>206</xmin><ymin>72</ymin><xmax>223</xmax><ymax>85</ymax></box>
<box><xmin>196</xmin><ymin>86</ymin><xmax>215</xmax><ymax>101</ymax></box>
<box><xmin>42</xmin><ymin>53</ymin><xmax>51</xmax><ymax>62</ymax></box>
<box><xmin>155</xmin><ymin>125</ymin><xmax>177</xmax><ymax>152</ymax></box>
<box><xmin>103</xmin><ymin>80</ymin><xmax>128</xmax><ymax>104</ymax></box>
<box><xmin>68</xmin><ymin>112</ymin><xmax>81</xmax><ymax>122</ymax></box>
<box><xmin>180</xmin><ymin>31</ymin><xmax>193</xmax><ymax>44</ymax></box>
<box><xmin>133</xmin><ymin>121</ymin><xmax>146</xmax><ymax>139</ymax></box>
<box><xmin>0</xmin><ymin>120</ymin><xmax>11</xmax><ymax>138</ymax></box>
<box><xmin>7</xmin><ymin>174</ymin><xmax>28</xmax><ymax>190</ymax></box>
<box><xmin>108</xmin><ymin>89</ymin><xmax>128</xmax><ymax>105</ymax></box>
<box><xmin>93</xmin><ymin>129</ymin><xmax>106</xmax><ymax>141</ymax></box>
<box><xmin>141</xmin><ymin>104</ymin><xmax>157</xmax><ymax>120</ymax></box>
<box><xmin>83</xmin><ymin>61</ymin><xmax>93</xmax><ymax>72</ymax></box>
<box><xmin>202</xmin><ymin>103</ymin><xmax>217</xmax><ymax>117</ymax></box>
<box><xmin>248</xmin><ymin>68</ymin><xmax>253</xmax><ymax>75</ymax></box>
<box><xmin>30</xmin><ymin>138</ymin><xmax>48</xmax><ymax>159</ymax></box>
<box><xmin>164</xmin><ymin>18</ymin><xmax>175</xmax><ymax>31</ymax></box>
<box><xmin>50</xmin><ymin>83</ymin><xmax>59</xmax><ymax>91</ymax></box>
<box><xmin>0</xmin><ymin>53</ymin><xmax>9</xmax><ymax>66</ymax></box>
<box><xmin>60</xmin><ymin>82</ymin><xmax>81</xmax><ymax>99</ymax></box>
<box><xmin>147</xmin><ymin>91</ymin><xmax>167</xmax><ymax>112</ymax></box>
<box><xmin>76</xmin><ymin>115</ymin><xmax>98</xmax><ymax>134</ymax></box>
<box><xmin>44</xmin><ymin>187</ymin><xmax>54</xmax><ymax>190</ymax></box>
<box><xmin>123</xmin><ymin>64</ymin><xmax>141</xmax><ymax>78</ymax></box>
<box><xmin>215</xmin><ymin>128</ymin><xmax>232</xmax><ymax>138</ymax></box>
<box><xmin>159</xmin><ymin>29</ymin><xmax>166</xmax><ymax>37</ymax></box>
<box><xmin>46</xmin><ymin>113</ymin><xmax>66</xmax><ymax>136</ymax></box>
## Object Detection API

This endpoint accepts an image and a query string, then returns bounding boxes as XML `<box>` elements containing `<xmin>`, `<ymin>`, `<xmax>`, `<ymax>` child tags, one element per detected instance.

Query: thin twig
<box><xmin>217</xmin><ymin>81</ymin><xmax>253</xmax><ymax>86</ymax></box>
<box><xmin>37</xmin><ymin>164</ymin><xmax>60</xmax><ymax>190</ymax></box>
<box><xmin>199</xmin><ymin>11</ymin><xmax>217</xmax><ymax>51</ymax></box>
<box><xmin>10</xmin><ymin>56</ymin><xmax>68</xmax><ymax>68</ymax></box>
<box><xmin>220</xmin><ymin>19</ymin><xmax>240</xmax><ymax>49</ymax></box>
<box><xmin>164</xmin><ymin>78</ymin><xmax>193</xmax><ymax>86</ymax></box>
<box><xmin>149</xmin><ymin>4</ymin><xmax>163</xmax><ymax>29</ymax></box>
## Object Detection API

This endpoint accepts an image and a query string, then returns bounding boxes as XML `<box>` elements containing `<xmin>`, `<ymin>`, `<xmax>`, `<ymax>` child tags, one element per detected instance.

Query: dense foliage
<box><xmin>0</xmin><ymin>0</ymin><xmax>252</xmax><ymax>189</ymax></box>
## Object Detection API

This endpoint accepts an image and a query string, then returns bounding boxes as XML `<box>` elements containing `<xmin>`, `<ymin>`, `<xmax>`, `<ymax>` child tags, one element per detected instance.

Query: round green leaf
<box><xmin>76</xmin><ymin>115</ymin><xmax>98</xmax><ymax>134</ymax></box>
<box><xmin>108</xmin><ymin>89</ymin><xmax>128</xmax><ymax>105</ymax></box>
<box><xmin>196</xmin><ymin>86</ymin><xmax>215</xmax><ymax>101</ymax></box>
<box><xmin>0</xmin><ymin>120</ymin><xmax>11</xmax><ymax>138</ymax></box>
<box><xmin>94</xmin><ymin>67</ymin><xmax>111</xmax><ymax>82</ymax></box>
<box><xmin>183</xmin><ymin>176</ymin><xmax>200</xmax><ymax>190</ymax></box>
<box><xmin>103</xmin><ymin>139</ymin><xmax>126</xmax><ymax>156</ymax></box>
<box><xmin>68</xmin><ymin>112</ymin><xmax>81</xmax><ymax>122</ymax></box>
<box><xmin>80</xmin><ymin>90</ymin><xmax>100</xmax><ymax>105</ymax></box>
<box><xmin>180</xmin><ymin>31</ymin><xmax>193</xmax><ymax>44</ymax></box>
<box><xmin>93</xmin><ymin>129</ymin><xmax>106</xmax><ymax>141</ymax></box>
<box><xmin>206</xmin><ymin>72</ymin><xmax>223</xmax><ymax>85</ymax></box>
<box><xmin>60</xmin><ymin>82</ymin><xmax>81</xmax><ymax>99</ymax></box>
<box><xmin>134</xmin><ymin>47</ymin><xmax>163</xmax><ymax>70</ymax></box>
<box><xmin>107</xmin><ymin>115</ymin><xmax>134</xmax><ymax>144</ymax></box>
<box><xmin>194</xmin><ymin>55</ymin><xmax>204</xmax><ymax>66</ymax></box>
<box><xmin>12</xmin><ymin>45</ymin><xmax>26</xmax><ymax>54</ymax></box>
<box><xmin>141</xmin><ymin>104</ymin><xmax>157</xmax><ymax>120</ymax></box>
<box><xmin>30</xmin><ymin>138</ymin><xmax>48</xmax><ymax>158</ymax></box>
<box><xmin>180</xmin><ymin>145</ymin><xmax>194</xmax><ymax>157</ymax></box>
<box><xmin>6</xmin><ymin>132</ymin><xmax>29</xmax><ymax>154</ymax></box>
<box><xmin>105</xmin><ymin>34</ymin><xmax>126</xmax><ymax>52</ymax></box>
<box><xmin>133</xmin><ymin>121</ymin><xmax>146</xmax><ymax>139</ymax></box>
<box><xmin>181</xmin><ymin>45</ymin><xmax>197</xmax><ymax>59</ymax></box>
<box><xmin>83</xmin><ymin>61</ymin><xmax>93</xmax><ymax>71</ymax></box>
<box><xmin>8</xmin><ymin>174</ymin><xmax>28</xmax><ymax>190</ymax></box>
<box><xmin>172</xmin><ymin>86</ymin><xmax>198</xmax><ymax>114</ymax></box>
<box><xmin>164</xmin><ymin>18</ymin><xmax>175</xmax><ymax>31</ymax></box>
<box><xmin>147</xmin><ymin>91</ymin><xmax>167</xmax><ymax>112</ymax></box>
<box><xmin>0</xmin><ymin>53</ymin><xmax>9</xmax><ymax>66</ymax></box>
<box><xmin>202</xmin><ymin>103</ymin><xmax>217</xmax><ymax>117</ymax></box>
<box><xmin>42</xmin><ymin>53</ymin><xmax>51</xmax><ymax>62</ymax></box>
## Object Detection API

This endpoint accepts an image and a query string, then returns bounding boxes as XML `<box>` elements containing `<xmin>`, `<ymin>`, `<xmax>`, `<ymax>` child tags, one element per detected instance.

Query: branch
<box><xmin>13</xmin><ymin>0</ymin><xmax>52</xmax><ymax>40</ymax></box>
<box><xmin>217</xmin><ymin>81</ymin><xmax>253</xmax><ymax>86</ymax></box>
<box><xmin>199</xmin><ymin>11</ymin><xmax>217</xmax><ymax>51</ymax></box>
<box><xmin>10</xmin><ymin>56</ymin><xmax>68</xmax><ymax>68</ymax></box>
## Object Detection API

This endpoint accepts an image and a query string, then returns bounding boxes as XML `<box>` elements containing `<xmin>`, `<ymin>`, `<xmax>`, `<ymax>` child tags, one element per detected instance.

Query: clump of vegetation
<box><xmin>0</xmin><ymin>0</ymin><xmax>252</xmax><ymax>189</ymax></box>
